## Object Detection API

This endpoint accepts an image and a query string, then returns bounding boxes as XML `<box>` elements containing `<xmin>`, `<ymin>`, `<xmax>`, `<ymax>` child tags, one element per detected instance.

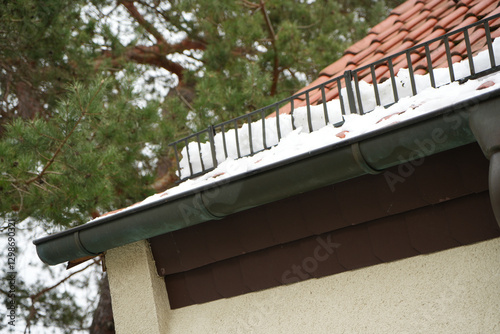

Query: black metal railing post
<box><xmin>208</xmin><ymin>125</ymin><xmax>218</xmax><ymax>170</ymax></box>
<box><xmin>344</xmin><ymin>70</ymin><xmax>358</xmax><ymax>114</ymax></box>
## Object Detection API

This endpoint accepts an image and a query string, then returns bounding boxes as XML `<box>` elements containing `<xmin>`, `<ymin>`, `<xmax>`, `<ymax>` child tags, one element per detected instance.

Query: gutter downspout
<box><xmin>469</xmin><ymin>97</ymin><xmax>500</xmax><ymax>226</ymax></box>
<box><xmin>34</xmin><ymin>90</ymin><xmax>500</xmax><ymax>266</ymax></box>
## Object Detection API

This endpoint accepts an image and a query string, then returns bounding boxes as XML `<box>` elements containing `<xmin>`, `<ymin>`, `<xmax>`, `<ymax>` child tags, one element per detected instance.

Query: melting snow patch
<box><xmin>89</xmin><ymin>38</ymin><xmax>500</xmax><ymax>223</ymax></box>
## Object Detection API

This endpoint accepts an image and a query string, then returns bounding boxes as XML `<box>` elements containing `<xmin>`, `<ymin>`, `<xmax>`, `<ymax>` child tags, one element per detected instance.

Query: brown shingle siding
<box><xmin>162</xmin><ymin>189</ymin><xmax>499</xmax><ymax>309</ymax></box>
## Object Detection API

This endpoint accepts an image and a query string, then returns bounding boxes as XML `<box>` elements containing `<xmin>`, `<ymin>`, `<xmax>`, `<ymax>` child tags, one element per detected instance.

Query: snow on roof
<box><xmin>92</xmin><ymin>38</ymin><xmax>500</xmax><ymax>223</ymax></box>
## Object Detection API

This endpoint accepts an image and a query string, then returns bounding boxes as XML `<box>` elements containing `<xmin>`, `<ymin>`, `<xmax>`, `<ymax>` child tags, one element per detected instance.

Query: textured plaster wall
<box><xmin>106</xmin><ymin>240</ymin><xmax>171</xmax><ymax>334</ymax></box>
<box><xmin>163</xmin><ymin>237</ymin><xmax>500</xmax><ymax>334</ymax></box>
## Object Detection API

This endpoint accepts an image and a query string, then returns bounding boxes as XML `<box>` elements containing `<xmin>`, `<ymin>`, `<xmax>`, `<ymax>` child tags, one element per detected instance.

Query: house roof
<box><xmin>34</xmin><ymin>0</ymin><xmax>500</xmax><ymax>288</ymax></box>
<box><xmin>149</xmin><ymin>0</ymin><xmax>500</xmax><ymax>308</ymax></box>
<box><xmin>282</xmin><ymin>0</ymin><xmax>500</xmax><ymax>113</ymax></box>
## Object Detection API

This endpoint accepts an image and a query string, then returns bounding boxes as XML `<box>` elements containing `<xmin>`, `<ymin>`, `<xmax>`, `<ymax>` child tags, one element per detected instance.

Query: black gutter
<box><xmin>33</xmin><ymin>88</ymin><xmax>500</xmax><ymax>265</ymax></box>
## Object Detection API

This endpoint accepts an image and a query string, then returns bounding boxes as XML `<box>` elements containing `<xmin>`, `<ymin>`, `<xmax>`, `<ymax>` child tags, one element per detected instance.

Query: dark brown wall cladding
<box><xmin>148</xmin><ymin>143</ymin><xmax>499</xmax><ymax>309</ymax></box>
<box><xmin>163</xmin><ymin>191</ymin><xmax>499</xmax><ymax>309</ymax></box>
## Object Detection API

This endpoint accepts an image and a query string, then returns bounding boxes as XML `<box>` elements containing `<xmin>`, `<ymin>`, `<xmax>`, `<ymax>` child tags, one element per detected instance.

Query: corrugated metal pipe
<box><xmin>34</xmin><ymin>90</ymin><xmax>500</xmax><ymax>265</ymax></box>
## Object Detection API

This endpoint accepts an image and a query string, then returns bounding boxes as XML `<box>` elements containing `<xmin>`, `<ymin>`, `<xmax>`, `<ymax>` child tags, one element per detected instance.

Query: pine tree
<box><xmin>0</xmin><ymin>0</ymin><xmax>404</xmax><ymax>332</ymax></box>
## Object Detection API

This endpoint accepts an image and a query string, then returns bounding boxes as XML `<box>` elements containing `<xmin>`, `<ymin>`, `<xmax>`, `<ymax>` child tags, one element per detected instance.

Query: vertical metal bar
<box><xmin>261</xmin><ymin>110</ymin><xmax>267</xmax><ymax>149</ymax></box>
<box><xmin>353</xmin><ymin>71</ymin><xmax>364</xmax><ymax>115</ymax></box>
<box><xmin>305</xmin><ymin>91</ymin><xmax>313</xmax><ymax>132</ymax></box>
<box><xmin>485</xmin><ymin>20</ymin><xmax>496</xmax><ymax>68</ymax></box>
<box><xmin>207</xmin><ymin>125</ymin><xmax>217</xmax><ymax>169</ymax></box>
<box><xmin>221</xmin><ymin>124</ymin><xmax>228</xmax><ymax>159</ymax></box>
<box><xmin>444</xmin><ymin>35</ymin><xmax>455</xmax><ymax>82</ymax></box>
<box><xmin>337</xmin><ymin>78</ymin><xmax>346</xmax><ymax>116</ymax></box>
<box><xmin>234</xmin><ymin>120</ymin><xmax>241</xmax><ymax>158</ymax></box>
<box><xmin>371</xmin><ymin>64</ymin><xmax>381</xmax><ymax>107</ymax></box>
<box><xmin>388</xmin><ymin>58</ymin><xmax>399</xmax><ymax>103</ymax></box>
<box><xmin>171</xmin><ymin>143</ymin><xmax>181</xmax><ymax>180</ymax></box>
<box><xmin>406</xmin><ymin>51</ymin><xmax>417</xmax><ymax>96</ymax></box>
<box><xmin>247</xmin><ymin>115</ymin><xmax>254</xmax><ymax>154</ymax></box>
<box><xmin>424</xmin><ymin>44</ymin><xmax>436</xmax><ymax>88</ymax></box>
<box><xmin>276</xmin><ymin>104</ymin><xmax>282</xmax><ymax>140</ymax></box>
<box><xmin>344</xmin><ymin>70</ymin><xmax>357</xmax><ymax>114</ymax></box>
<box><xmin>196</xmin><ymin>133</ymin><xmax>205</xmax><ymax>171</ymax></box>
<box><xmin>463</xmin><ymin>29</ymin><xmax>475</xmax><ymax>76</ymax></box>
<box><xmin>291</xmin><ymin>99</ymin><xmax>296</xmax><ymax>130</ymax></box>
<box><xmin>321</xmin><ymin>85</ymin><xmax>329</xmax><ymax>125</ymax></box>
<box><xmin>185</xmin><ymin>138</ymin><xmax>193</xmax><ymax>177</ymax></box>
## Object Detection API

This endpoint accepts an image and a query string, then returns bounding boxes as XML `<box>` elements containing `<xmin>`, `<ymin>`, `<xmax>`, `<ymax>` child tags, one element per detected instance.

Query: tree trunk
<box><xmin>89</xmin><ymin>274</ymin><xmax>115</xmax><ymax>334</ymax></box>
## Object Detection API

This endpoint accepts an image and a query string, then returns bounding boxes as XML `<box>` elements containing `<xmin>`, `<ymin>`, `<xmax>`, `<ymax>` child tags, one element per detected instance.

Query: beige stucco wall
<box><xmin>106</xmin><ymin>240</ymin><xmax>171</xmax><ymax>334</ymax></box>
<box><xmin>107</xmin><ymin>237</ymin><xmax>500</xmax><ymax>334</ymax></box>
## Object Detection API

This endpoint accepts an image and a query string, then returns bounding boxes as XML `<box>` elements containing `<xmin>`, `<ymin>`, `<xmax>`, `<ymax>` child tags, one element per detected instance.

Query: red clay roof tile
<box><xmin>468</xmin><ymin>0</ymin><xmax>499</xmax><ymax>17</ymax></box>
<box><xmin>355</xmin><ymin>52</ymin><xmax>387</xmax><ymax>71</ymax></box>
<box><xmin>491</xmin><ymin>25</ymin><xmax>500</xmax><ymax>38</ymax></box>
<box><xmin>383</xmin><ymin>40</ymin><xmax>416</xmax><ymax>58</ymax></box>
<box><xmin>485</xmin><ymin>4</ymin><xmax>500</xmax><ymax>20</ymax></box>
<box><xmin>404</xmin><ymin>18</ymin><xmax>438</xmax><ymax>42</ymax></box>
<box><xmin>479</xmin><ymin>2</ymin><xmax>500</xmax><ymax>18</ymax></box>
<box><xmin>391</xmin><ymin>0</ymin><xmax>421</xmax><ymax>15</ymax></box>
<box><xmin>319</xmin><ymin>54</ymin><xmax>354</xmax><ymax>76</ymax></box>
<box><xmin>372</xmin><ymin>21</ymin><xmax>405</xmax><ymax>43</ymax></box>
<box><xmin>428</xmin><ymin>4</ymin><xmax>456</xmax><ymax>23</ymax></box>
<box><xmin>404</xmin><ymin>9</ymin><xmax>435</xmax><ymax>34</ymax></box>
<box><xmin>470</xmin><ymin>39</ymin><xmax>488</xmax><ymax>55</ymax></box>
<box><xmin>436</xmin><ymin>54</ymin><xmax>464</xmax><ymax>68</ymax></box>
<box><xmin>375</xmin><ymin>30</ymin><xmax>411</xmax><ymax>54</ymax></box>
<box><xmin>370</xmin><ymin>13</ymin><xmax>401</xmax><ymax>35</ymax></box>
<box><xmin>395</xmin><ymin>1</ymin><xmax>426</xmax><ymax>24</ymax></box>
<box><xmin>285</xmin><ymin>0</ymin><xmax>500</xmax><ymax>109</ymax></box>
<box><xmin>422</xmin><ymin>0</ymin><xmax>448</xmax><ymax>12</ymax></box>
<box><xmin>431</xmin><ymin>6</ymin><xmax>469</xmax><ymax>32</ymax></box>
<box><xmin>453</xmin><ymin>14</ymin><xmax>479</xmax><ymax>30</ymax></box>
<box><xmin>419</xmin><ymin>27</ymin><xmax>447</xmax><ymax>45</ymax></box>
<box><xmin>347</xmin><ymin>41</ymin><xmax>382</xmax><ymax>66</ymax></box>
<box><xmin>344</xmin><ymin>32</ymin><xmax>378</xmax><ymax>55</ymax></box>
<box><xmin>392</xmin><ymin>52</ymin><xmax>425</xmax><ymax>73</ymax></box>
<box><xmin>457</xmin><ymin>0</ymin><xmax>477</xmax><ymax>7</ymax></box>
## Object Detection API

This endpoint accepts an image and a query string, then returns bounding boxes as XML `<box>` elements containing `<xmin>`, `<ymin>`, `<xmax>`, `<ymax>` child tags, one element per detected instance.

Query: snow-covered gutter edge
<box><xmin>33</xmin><ymin>88</ymin><xmax>500</xmax><ymax>266</ymax></box>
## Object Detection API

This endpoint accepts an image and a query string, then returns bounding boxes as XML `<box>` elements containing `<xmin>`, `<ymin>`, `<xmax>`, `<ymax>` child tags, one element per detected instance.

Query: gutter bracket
<box><xmin>351</xmin><ymin>142</ymin><xmax>380</xmax><ymax>175</ymax></box>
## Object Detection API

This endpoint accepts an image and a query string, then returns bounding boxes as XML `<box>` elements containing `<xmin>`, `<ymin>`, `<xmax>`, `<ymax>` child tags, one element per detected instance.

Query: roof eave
<box><xmin>33</xmin><ymin>88</ymin><xmax>500</xmax><ymax>266</ymax></box>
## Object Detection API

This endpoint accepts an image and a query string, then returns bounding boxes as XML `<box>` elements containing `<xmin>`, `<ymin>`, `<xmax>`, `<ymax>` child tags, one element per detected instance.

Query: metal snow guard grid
<box><xmin>170</xmin><ymin>13</ymin><xmax>500</xmax><ymax>181</ymax></box>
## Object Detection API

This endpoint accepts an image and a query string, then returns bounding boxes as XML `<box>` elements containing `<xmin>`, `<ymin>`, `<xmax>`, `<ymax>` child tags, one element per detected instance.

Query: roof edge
<box><xmin>33</xmin><ymin>89</ymin><xmax>500</xmax><ymax>266</ymax></box>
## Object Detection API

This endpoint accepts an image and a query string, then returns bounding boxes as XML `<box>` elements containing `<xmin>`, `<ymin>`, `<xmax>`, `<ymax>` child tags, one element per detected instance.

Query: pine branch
<box><xmin>100</xmin><ymin>45</ymin><xmax>187</xmax><ymax>81</ymax></box>
<box><xmin>24</xmin><ymin>80</ymin><xmax>105</xmax><ymax>186</ymax></box>
<box><xmin>258</xmin><ymin>0</ymin><xmax>280</xmax><ymax>96</ymax></box>
<box><xmin>25</xmin><ymin>259</ymin><xmax>99</xmax><ymax>332</ymax></box>
<box><xmin>116</xmin><ymin>0</ymin><xmax>205</xmax><ymax>83</ymax></box>
<box><xmin>119</xmin><ymin>0</ymin><xmax>168</xmax><ymax>46</ymax></box>
<box><xmin>30</xmin><ymin>260</ymin><xmax>98</xmax><ymax>302</ymax></box>
<box><xmin>174</xmin><ymin>87</ymin><xmax>195</xmax><ymax>111</ymax></box>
